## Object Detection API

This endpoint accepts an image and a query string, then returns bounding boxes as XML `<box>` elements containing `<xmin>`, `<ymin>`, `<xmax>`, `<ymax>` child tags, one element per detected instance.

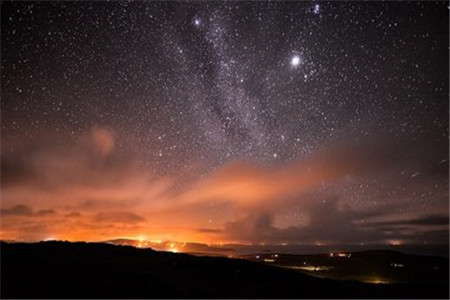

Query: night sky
<box><xmin>1</xmin><ymin>1</ymin><xmax>448</xmax><ymax>247</ymax></box>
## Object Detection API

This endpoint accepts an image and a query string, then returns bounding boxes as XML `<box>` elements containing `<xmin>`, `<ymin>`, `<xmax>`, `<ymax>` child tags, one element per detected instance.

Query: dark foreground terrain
<box><xmin>242</xmin><ymin>250</ymin><xmax>449</xmax><ymax>285</ymax></box>
<box><xmin>1</xmin><ymin>241</ymin><xmax>448</xmax><ymax>299</ymax></box>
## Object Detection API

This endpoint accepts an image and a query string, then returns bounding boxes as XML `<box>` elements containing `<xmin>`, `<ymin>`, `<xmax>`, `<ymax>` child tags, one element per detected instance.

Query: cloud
<box><xmin>371</xmin><ymin>214</ymin><xmax>449</xmax><ymax>227</ymax></box>
<box><xmin>370</xmin><ymin>214</ymin><xmax>449</xmax><ymax>227</ymax></box>
<box><xmin>94</xmin><ymin>212</ymin><xmax>145</xmax><ymax>224</ymax></box>
<box><xmin>1</xmin><ymin>156</ymin><xmax>35</xmax><ymax>188</ymax></box>
<box><xmin>1</xmin><ymin>126</ymin><xmax>135</xmax><ymax>191</ymax></box>
<box><xmin>1</xmin><ymin>204</ymin><xmax>33</xmax><ymax>216</ymax></box>
<box><xmin>64</xmin><ymin>212</ymin><xmax>82</xmax><ymax>218</ymax></box>
<box><xmin>1</xmin><ymin>204</ymin><xmax>55</xmax><ymax>217</ymax></box>
<box><xmin>89</xmin><ymin>127</ymin><xmax>115</xmax><ymax>157</ymax></box>
<box><xmin>1</xmin><ymin>126</ymin><xmax>171</xmax><ymax>209</ymax></box>
<box><xmin>177</xmin><ymin>136</ymin><xmax>448</xmax><ymax>212</ymax></box>
<box><xmin>36</xmin><ymin>209</ymin><xmax>56</xmax><ymax>216</ymax></box>
<box><xmin>196</xmin><ymin>228</ymin><xmax>222</xmax><ymax>234</ymax></box>
<box><xmin>0</xmin><ymin>127</ymin><xmax>448</xmax><ymax>245</ymax></box>
<box><xmin>220</xmin><ymin>197</ymin><xmax>449</xmax><ymax>245</ymax></box>
<box><xmin>221</xmin><ymin>197</ymin><xmax>381</xmax><ymax>244</ymax></box>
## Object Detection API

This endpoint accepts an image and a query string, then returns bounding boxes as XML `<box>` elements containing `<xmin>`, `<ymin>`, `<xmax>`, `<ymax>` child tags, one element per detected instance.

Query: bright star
<box><xmin>313</xmin><ymin>4</ymin><xmax>320</xmax><ymax>15</ymax></box>
<box><xmin>194</xmin><ymin>18</ymin><xmax>201</xmax><ymax>26</ymax></box>
<box><xmin>291</xmin><ymin>55</ymin><xmax>301</xmax><ymax>67</ymax></box>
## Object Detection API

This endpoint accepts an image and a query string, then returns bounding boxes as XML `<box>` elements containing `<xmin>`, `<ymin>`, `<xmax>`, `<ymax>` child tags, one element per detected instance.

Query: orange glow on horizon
<box><xmin>2</xmin><ymin>129</ymin><xmax>446</xmax><ymax>246</ymax></box>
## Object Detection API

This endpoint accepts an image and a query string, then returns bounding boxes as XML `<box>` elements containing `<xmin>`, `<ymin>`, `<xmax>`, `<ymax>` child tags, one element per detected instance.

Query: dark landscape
<box><xmin>1</xmin><ymin>241</ymin><xmax>448</xmax><ymax>299</ymax></box>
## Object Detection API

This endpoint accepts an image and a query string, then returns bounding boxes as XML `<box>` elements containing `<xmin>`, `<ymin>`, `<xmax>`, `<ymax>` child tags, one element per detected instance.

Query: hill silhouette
<box><xmin>1</xmin><ymin>241</ymin><xmax>448</xmax><ymax>298</ymax></box>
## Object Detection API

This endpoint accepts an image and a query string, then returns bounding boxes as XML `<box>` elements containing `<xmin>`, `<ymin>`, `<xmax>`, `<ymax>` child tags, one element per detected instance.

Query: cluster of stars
<box><xmin>1</xmin><ymin>1</ymin><xmax>448</xmax><ymax>244</ymax></box>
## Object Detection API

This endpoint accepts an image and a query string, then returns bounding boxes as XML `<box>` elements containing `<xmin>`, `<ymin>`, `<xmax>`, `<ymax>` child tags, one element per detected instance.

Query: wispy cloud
<box><xmin>1</xmin><ymin>127</ymin><xmax>448</xmax><ymax>244</ymax></box>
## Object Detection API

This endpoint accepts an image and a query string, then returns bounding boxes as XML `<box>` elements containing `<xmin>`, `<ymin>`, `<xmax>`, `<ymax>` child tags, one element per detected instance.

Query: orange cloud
<box><xmin>89</xmin><ymin>126</ymin><xmax>115</xmax><ymax>157</ymax></box>
<box><xmin>1</xmin><ymin>127</ymin><xmax>448</xmax><ymax>245</ymax></box>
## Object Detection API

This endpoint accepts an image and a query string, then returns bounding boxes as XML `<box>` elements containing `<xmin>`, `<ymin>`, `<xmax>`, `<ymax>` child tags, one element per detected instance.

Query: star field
<box><xmin>1</xmin><ymin>1</ymin><xmax>448</xmax><ymax>246</ymax></box>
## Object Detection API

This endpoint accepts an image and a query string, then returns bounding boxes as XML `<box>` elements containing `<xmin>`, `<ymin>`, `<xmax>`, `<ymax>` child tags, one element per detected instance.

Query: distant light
<box><xmin>194</xmin><ymin>18</ymin><xmax>201</xmax><ymax>26</ymax></box>
<box><xmin>390</xmin><ymin>263</ymin><xmax>405</xmax><ymax>268</ymax></box>
<box><xmin>389</xmin><ymin>240</ymin><xmax>403</xmax><ymax>246</ymax></box>
<box><xmin>336</xmin><ymin>252</ymin><xmax>350</xmax><ymax>258</ymax></box>
<box><xmin>290</xmin><ymin>265</ymin><xmax>333</xmax><ymax>272</ymax></box>
<box><xmin>330</xmin><ymin>252</ymin><xmax>352</xmax><ymax>258</ymax></box>
<box><xmin>364</xmin><ymin>278</ymin><xmax>390</xmax><ymax>284</ymax></box>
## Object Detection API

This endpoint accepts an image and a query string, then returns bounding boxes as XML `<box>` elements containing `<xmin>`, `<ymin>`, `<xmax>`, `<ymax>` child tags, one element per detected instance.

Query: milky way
<box><xmin>1</xmin><ymin>1</ymin><xmax>448</xmax><ymax>246</ymax></box>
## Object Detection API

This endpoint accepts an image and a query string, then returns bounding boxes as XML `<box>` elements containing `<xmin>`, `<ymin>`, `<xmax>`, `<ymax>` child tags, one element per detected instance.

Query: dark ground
<box><xmin>1</xmin><ymin>241</ymin><xmax>448</xmax><ymax>299</ymax></box>
<box><xmin>242</xmin><ymin>250</ymin><xmax>449</xmax><ymax>284</ymax></box>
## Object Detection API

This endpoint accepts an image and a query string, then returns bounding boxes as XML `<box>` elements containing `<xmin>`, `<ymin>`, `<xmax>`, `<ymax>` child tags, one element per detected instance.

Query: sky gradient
<box><xmin>1</xmin><ymin>1</ymin><xmax>448</xmax><ymax>247</ymax></box>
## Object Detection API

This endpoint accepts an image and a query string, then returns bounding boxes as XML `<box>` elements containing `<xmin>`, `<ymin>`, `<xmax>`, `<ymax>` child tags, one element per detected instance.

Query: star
<box><xmin>313</xmin><ymin>4</ymin><xmax>321</xmax><ymax>15</ymax></box>
<box><xmin>290</xmin><ymin>55</ymin><xmax>301</xmax><ymax>67</ymax></box>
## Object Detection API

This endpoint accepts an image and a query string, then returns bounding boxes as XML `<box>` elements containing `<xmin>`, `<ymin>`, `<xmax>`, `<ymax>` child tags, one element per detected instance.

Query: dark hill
<box><xmin>1</xmin><ymin>241</ymin><xmax>448</xmax><ymax>298</ymax></box>
<box><xmin>243</xmin><ymin>250</ymin><xmax>449</xmax><ymax>285</ymax></box>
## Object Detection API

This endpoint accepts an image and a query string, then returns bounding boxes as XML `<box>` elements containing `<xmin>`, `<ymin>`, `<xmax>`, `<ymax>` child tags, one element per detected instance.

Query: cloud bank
<box><xmin>1</xmin><ymin>127</ymin><xmax>448</xmax><ymax>245</ymax></box>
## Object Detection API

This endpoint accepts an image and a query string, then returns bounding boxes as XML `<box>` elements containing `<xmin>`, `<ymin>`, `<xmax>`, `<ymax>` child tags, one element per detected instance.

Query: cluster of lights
<box><xmin>257</xmin><ymin>253</ymin><xmax>279</xmax><ymax>263</ymax></box>
<box><xmin>288</xmin><ymin>265</ymin><xmax>333</xmax><ymax>272</ymax></box>
<box><xmin>329</xmin><ymin>252</ymin><xmax>352</xmax><ymax>258</ymax></box>
<box><xmin>390</xmin><ymin>263</ymin><xmax>405</xmax><ymax>268</ymax></box>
